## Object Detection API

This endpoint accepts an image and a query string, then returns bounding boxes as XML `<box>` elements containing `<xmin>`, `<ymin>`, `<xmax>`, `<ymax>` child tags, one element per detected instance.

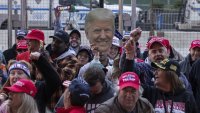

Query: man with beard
<box><xmin>48</xmin><ymin>30</ymin><xmax>76</xmax><ymax>66</ymax></box>
<box><xmin>69</xmin><ymin>29</ymin><xmax>82</xmax><ymax>54</ymax></box>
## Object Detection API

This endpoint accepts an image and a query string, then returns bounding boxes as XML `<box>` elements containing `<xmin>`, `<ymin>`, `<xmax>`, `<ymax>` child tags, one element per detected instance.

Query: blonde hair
<box><xmin>17</xmin><ymin>93</ymin><xmax>39</xmax><ymax>113</ymax></box>
<box><xmin>85</xmin><ymin>8</ymin><xmax>115</xmax><ymax>33</ymax></box>
<box><xmin>1</xmin><ymin>60</ymin><xmax>32</xmax><ymax>90</ymax></box>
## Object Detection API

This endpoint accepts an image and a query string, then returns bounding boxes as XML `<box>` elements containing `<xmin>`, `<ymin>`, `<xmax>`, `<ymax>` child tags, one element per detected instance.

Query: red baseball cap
<box><xmin>25</xmin><ymin>29</ymin><xmax>45</xmax><ymax>44</ymax></box>
<box><xmin>147</xmin><ymin>36</ymin><xmax>170</xmax><ymax>50</ymax></box>
<box><xmin>17</xmin><ymin>40</ymin><xmax>28</xmax><ymax>50</ymax></box>
<box><xmin>119</xmin><ymin>72</ymin><xmax>140</xmax><ymax>90</ymax></box>
<box><xmin>190</xmin><ymin>40</ymin><xmax>200</xmax><ymax>49</ymax></box>
<box><xmin>4</xmin><ymin>79</ymin><xmax>37</xmax><ymax>97</ymax></box>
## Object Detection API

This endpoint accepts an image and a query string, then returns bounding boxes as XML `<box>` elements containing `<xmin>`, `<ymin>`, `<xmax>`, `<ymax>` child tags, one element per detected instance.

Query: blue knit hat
<box><xmin>9</xmin><ymin>63</ymin><xmax>30</xmax><ymax>78</ymax></box>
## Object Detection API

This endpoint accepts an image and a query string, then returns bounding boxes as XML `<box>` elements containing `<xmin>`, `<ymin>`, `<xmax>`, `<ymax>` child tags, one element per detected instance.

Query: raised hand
<box><xmin>54</xmin><ymin>6</ymin><xmax>61</xmax><ymax>19</ymax></box>
<box><xmin>62</xmin><ymin>80</ymin><xmax>71</xmax><ymax>88</ymax></box>
<box><xmin>30</xmin><ymin>52</ymin><xmax>41</xmax><ymax>60</ymax></box>
<box><xmin>130</xmin><ymin>27</ymin><xmax>142</xmax><ymax>42</ymax></box>
<box><xmin>124</xmin><ymin>35</ymin><xmax>135</xmax><ymax>60</ymax></box>
<box><xmin>90</xmin><ymin>43</ymin><xmax>100</xmax><ymax>60</ymax></box>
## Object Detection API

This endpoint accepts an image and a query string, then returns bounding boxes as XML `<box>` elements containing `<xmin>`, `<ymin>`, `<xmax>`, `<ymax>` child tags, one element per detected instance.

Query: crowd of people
<box><xmin>0</xmin><ymin>8</ymin><xmax>199</xmax><ymax>113</ymax></box>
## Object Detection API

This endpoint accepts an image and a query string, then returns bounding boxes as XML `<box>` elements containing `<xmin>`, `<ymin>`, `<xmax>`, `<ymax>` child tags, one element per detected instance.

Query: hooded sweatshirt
<box><xmin>142</xmin><ymin>85</ymin><xmax>198</xmax><ymax>113</ymax></box>
<box><xmin>85</xmin><ymin>79</ymin><xmax>114</xmax><ymax>113</ymax></box>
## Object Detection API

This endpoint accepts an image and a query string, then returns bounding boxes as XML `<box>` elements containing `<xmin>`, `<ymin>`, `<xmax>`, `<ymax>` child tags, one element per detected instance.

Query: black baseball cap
<box><xmin>69</xmin><ymin>29</ymin><xmax>81</xmax><ymax>38</ymax></box>
<box><xmin>77</xmin><ymin>46</ymin><xmax>93</xmax><ymax>62</ymax></box>
<box><xmin>16</xmin><ymin>30</ymin><xmax>27</xmax><ymax>39</ymax></box>
<box><xmin>49</xmin><ymin>30</ymin><xmax>69</xmax><ymax>44</ymax></box>
<box><xmin>151</xmin><ymin>59</ymin><xmax>180</xmax><ymax>76</ymax></box>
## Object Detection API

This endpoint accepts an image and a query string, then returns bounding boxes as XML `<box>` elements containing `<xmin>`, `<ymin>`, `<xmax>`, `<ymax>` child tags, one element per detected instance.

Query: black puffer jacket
<box><xmin>180</xmin><ymin>54</ymin><xmax>195</xmax><ymax>79</ymax></box>
<box><xmin>3</xmin><ymin>44</ymin><xmax>17</xmax><ymax>63</ymax></box>
<box><xmin>189</xmin><ymin>59</ymin><xmax>200</xmax><ymax>112</ymax></box>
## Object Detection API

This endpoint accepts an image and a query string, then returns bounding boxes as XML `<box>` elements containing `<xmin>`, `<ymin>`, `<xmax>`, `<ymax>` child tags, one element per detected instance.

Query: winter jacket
<box><xmin>95</xmin><ymin>96</ymin><xmax>155</xmax><ymax>113</ymax></box>
<box><xmin>3</xmin><ymin>44</ymin><xmax>17</xmax><ymax>63</ymax></box>
<box><xmin>33</xmin><ymin>55</ymin><xmax>62</xmax><ymax>113</ymax></box>
<box><xmin>142</xmin><ymin>85</ymin><xmax>198</xmax><ymax>113</ymax></box>
<box><xmin>169</xmin><ymin>46</ymin><xmax>184</xmax><ymax>62</ymax></box>
<box><xmin>46</xmin><ymin>44</ymin><xmax>76</xmax><ymax>65</ymax></box>
<box><xmin>189</xmin><ymin>59</ymin><xmax>200</xmax><ymax>112</ymax></box>
<box><xmin>56</xmin><ymin>106</ymin><xmax>86</xmax><ymax>113</ymax></box>
<box><xmin>45</xmin><ymin>44</ymin><xmax>52</xmax><ymax>55</ymax></box>
<box><xmin>180</xmin><ymin>54</ymin><xmax>195</xmax><ymax>79</ymax></box>
<box><xmin>55</xmin><ymin>79</ymin><xmax>115</xmax><ymax>113</ymax></box>
<box><xmin>16</xmin><ymin>51</ymin><xmax>30</xmax><ymax>62</ymax></box>
<box><xmin>85</xmin><ymin>80</ymin><xmax>114</xmax><ymax>113</ymax></box>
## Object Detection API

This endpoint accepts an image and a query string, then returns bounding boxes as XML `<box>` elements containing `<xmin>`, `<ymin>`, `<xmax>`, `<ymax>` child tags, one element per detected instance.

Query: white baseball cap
<box><xmin>112</xmin><ymin>36</ymin><xmax>120</xmax><ymax>47</ymax></box>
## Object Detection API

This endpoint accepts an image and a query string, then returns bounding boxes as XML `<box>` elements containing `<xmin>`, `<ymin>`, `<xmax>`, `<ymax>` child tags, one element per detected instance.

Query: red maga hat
<box><xmin>25</xmin><ymin>29</ymin><xmax>45</xmax><ymax>44</ymax></box>
<box><xmin>147</xmin><ymin>36</ymin><xmax>170</xmax><ymax>50</ymax></box>
<box><xmin>17</xmin><ymin>40</ymin><xmax>28</xmax><ymax>50</ymax></box>
<box><xmin>4</xmin><ymin>79</ymin><xmax>37</xmax><ymax>97</ymax></box>
<box><xmin>119</xmin><ymin>72</ymin><xmax>140</xmax><ymax>90</ymax></box>
<box><xmin>190</xmin><ymin>40</ymin><xmax>200</xmax><ymax>49</ymax></box>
